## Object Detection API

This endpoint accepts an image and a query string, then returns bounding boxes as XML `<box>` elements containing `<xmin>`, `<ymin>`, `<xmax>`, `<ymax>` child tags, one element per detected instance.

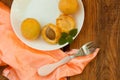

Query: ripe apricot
<box><xmin>59</xmin><ymin>0</ymin><xmax>79</xmax><ymax>14</ymax></box>
<box><xmin>21</xmin><ymin>18</ymin><xmax>41</xmax><ymax>40</ymax></box>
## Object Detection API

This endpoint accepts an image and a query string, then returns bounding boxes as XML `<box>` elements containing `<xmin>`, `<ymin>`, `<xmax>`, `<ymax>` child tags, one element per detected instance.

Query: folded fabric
<box><xmin>0</xmin><ymin>2</ymin><xmax>99</xmax><ymax>80</ymax></box>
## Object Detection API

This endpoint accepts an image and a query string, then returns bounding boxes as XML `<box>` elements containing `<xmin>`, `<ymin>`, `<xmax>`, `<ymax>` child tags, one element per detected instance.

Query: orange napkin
<box><xmin>0</xmin><ymin>2</ymin><xmax>99</xmax><ymax>80</ymax></box>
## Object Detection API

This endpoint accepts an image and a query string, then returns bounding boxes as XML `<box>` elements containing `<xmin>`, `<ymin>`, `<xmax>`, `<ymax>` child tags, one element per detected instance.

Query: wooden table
<box><xmin>0</xmin><ymin>0</ymin><xmax>120</xmax><ymax>80</ymax></box>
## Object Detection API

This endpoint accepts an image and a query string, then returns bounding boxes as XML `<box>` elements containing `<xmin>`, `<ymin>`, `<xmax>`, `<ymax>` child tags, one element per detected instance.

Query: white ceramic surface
<box><xmin>10</xmin><ymin>0</ymin><xmax>85</xmax><ymax>50</ymax></box>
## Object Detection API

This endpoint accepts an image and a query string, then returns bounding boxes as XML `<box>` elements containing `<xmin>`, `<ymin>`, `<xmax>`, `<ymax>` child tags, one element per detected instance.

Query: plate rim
<box><xmin>10</xmin><ymin>0</ymin><xmax>85</xmax><ymax>51</ymax></box>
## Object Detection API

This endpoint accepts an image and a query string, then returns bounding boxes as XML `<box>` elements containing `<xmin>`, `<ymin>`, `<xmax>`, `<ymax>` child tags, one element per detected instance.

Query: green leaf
<box><xmin>61</xmin><ymin>32</ymin><xmax>68</xmax><ymax>38</ymax></box>
<box><xmin>66</xmin><ymin>35</ymin><xmax>73</xmax><ymax>43</ymax></box>
<box><xmin>69</xmin><ymin>28</ymin><xmax>78</xmax><ymax>37</ymax></box>
<box><xmin>58</xmin><ymin>29</ymin><xmax>78</xmax><ymax>45</ymax></box>
<box><xmin>58</xmin><ymin>37</ymin><xmax>67</xmax><ymax>45</ymax></box>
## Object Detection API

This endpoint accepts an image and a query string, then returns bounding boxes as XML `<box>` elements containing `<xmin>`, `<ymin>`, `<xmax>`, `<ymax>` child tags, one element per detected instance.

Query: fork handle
<box><xmin>37</xmin><ymin>56</ymin><xmax>73</xmax><ymax>76</ymax></box>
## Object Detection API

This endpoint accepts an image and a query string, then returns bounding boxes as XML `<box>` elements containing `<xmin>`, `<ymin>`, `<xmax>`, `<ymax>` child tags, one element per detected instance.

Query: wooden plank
<box><xmin>69</xmin><ymin>0</ymin><xmax>120</xmax><ymax>80</ymax></box>
<box><xmin>0</xmin><ymin>0</ymin><xmax>12</xmax><ymax>7</ymax></box>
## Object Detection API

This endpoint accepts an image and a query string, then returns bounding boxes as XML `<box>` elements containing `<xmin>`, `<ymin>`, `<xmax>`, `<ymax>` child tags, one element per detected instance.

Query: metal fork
<box><xmin>37</xmin><ymin>41</ymin><xmax>97</xmax><ymax>76</ymax></box>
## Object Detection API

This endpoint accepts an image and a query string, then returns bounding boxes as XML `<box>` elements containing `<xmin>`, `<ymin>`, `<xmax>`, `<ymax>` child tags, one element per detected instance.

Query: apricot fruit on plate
<box><xmin>41</xmin><ymin>23</ymin><xmax>61</xmax><ymax>44</ymax></box>
<box><xmin>56</xmin><ymin>14</ymin><xmax>76</xmax><ymax>33</ymax></box>
<box><xmin>21</xmin><ymin>18</ymin><xmax>41</xmax><ymax>40</ymax></box>
<box><xmin>59</xmin><ymin>0</ymin><xmax>79</xmax><ymax>14</ymax></box>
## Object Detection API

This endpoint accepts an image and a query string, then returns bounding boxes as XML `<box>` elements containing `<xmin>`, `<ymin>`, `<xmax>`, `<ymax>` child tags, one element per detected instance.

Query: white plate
<box><xmin>10</xmin><ymin>0</ymin><xmax>84</xmax><ymax>51</ymax></box>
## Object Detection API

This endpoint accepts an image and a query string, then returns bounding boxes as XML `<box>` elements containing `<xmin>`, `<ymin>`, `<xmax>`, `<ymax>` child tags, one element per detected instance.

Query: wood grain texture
<box><xmin>0</xmin><ymin>0</ymin><xmax>12</xmax><ymax>7</ymax></box>
<box><xmin>69</xmin><ymin>0</ymin><xmax>120</xmax><ymax>80</ymax></box>
<box><xmin>0</xmin><ymin>0</ymin><xmax>120</xmax><ymax>80</ymax></box>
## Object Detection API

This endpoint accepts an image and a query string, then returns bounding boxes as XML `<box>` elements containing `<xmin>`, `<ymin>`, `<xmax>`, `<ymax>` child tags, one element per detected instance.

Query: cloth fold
<box><xmin>0</xmin><ymin>2</ymin><xmax>99</xmax><ymax>80</ymax></box>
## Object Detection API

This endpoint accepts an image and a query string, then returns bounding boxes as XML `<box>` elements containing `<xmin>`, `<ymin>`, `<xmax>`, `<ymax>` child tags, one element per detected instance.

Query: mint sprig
<box><xmin>58</xmin><ymin>28</ymin><xmax>78</xmax><ymax>45</ymax></box>
<box><xmin>66</xmin><ymin>35</ymin><xmax>73</xmax><ymax>43</ymax></box>
<box><xmin>69</xmin><ymin>28</ymin><xmax>78</xmax><ymax>37</ymax></box>
<box><xmin>59</xmin><ymin>37</ymin><xmax>67</xmax><ymax>45</ymax></box>
<box><xmin>61</xmin><ymin>32</ymin><xmax>68</xmax><ymax>38</ymax></box>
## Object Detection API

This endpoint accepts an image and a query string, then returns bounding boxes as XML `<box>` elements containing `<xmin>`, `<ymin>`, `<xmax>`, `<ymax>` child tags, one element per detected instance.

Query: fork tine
<box><xmin>87</xmin><ymin>42</ymin><xmax>96</xmax><ymax>49</ymax></box>
<box><xmin>89</xmin><ymin>47</ymin><xmax>96</xmax><ymax>53</ymax></box>
<box><xmin>84</xmin><ymin>41</ymin><xmax>97</xmax><ymax>55</ymax></box>
<box><xmin>75</xmin><ymin>41</ymin><xmax>97</xmax><ymax>56</ymax></box>
<box><xmin>87</xmin><ymin>43</ymin><xmax>97</xmax><ymax>54</ymax></box>
<box><xmin>86</xmin><ymin>41</ymin><xmax>94</xmax><ymax>47</ymax></box>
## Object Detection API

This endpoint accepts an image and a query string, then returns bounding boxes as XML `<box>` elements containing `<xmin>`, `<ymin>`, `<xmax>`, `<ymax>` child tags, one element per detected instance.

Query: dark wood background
<box><xmin>0</xmin><ymin>0</ymin><xmax>120</xmax><ymax>80</ymax></box>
